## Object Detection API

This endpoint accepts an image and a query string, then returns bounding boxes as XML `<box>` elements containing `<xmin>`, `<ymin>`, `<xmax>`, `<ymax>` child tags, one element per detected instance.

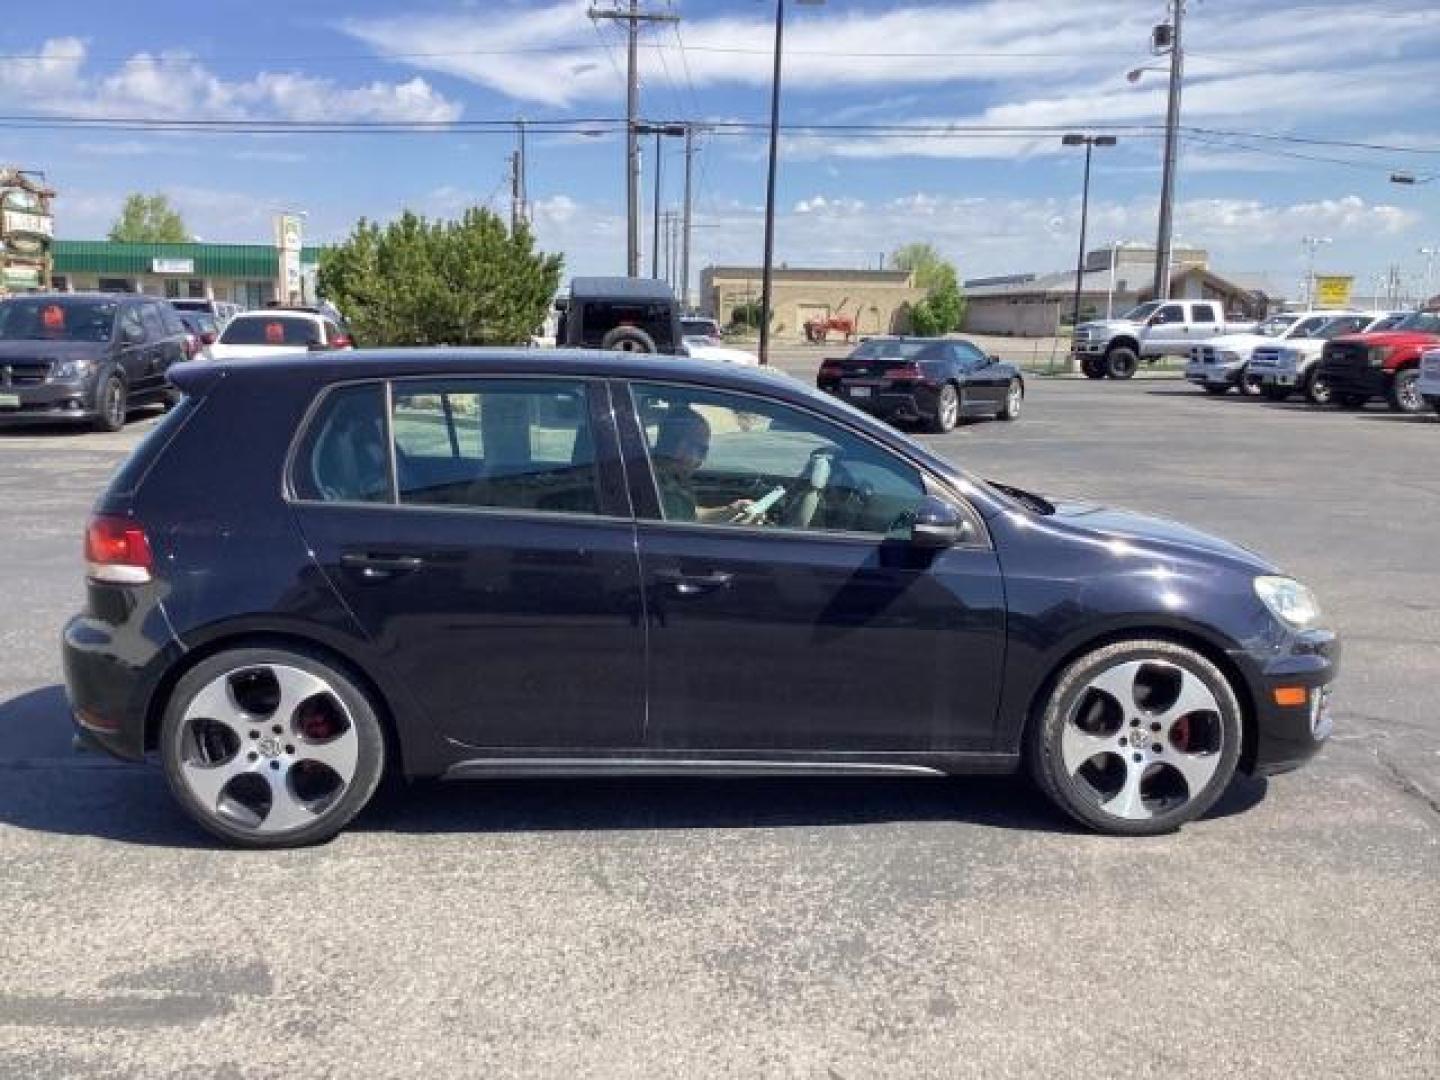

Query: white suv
<box><xmin>1419</xmin><ymin>346</ymin><xmax>1440</xmax><ymax>416</ymax></box>
<box><xmin>1250</xmin><ymin>311</ymin><xmax>1407</xmax><ymax>404</ymax></box>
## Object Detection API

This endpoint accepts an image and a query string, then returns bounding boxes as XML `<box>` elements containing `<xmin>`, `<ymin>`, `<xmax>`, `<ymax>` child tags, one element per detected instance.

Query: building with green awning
<box><xmin>49</xmin><ymin>240</ymin><xmax>322</xmax><ymax>308</ymax></box>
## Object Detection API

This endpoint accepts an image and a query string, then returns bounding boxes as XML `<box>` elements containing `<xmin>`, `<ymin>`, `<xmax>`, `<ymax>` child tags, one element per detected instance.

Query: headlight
<box><xmin>1254</xmin><ymin>575</ymin><xmax>1322</xmax><ymax>629</ymax></box>
<box><xmin>52</xmin><ymin>358</ymin><xmax>94</xmax><ymax>380</ymax></box>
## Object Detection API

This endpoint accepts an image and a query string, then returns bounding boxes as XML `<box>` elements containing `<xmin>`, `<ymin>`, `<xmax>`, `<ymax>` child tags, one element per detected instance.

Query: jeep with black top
<box><xmin>555</xmin><ymin>277</ymin><xmax>682</xmax><ymax>355</ymax></box>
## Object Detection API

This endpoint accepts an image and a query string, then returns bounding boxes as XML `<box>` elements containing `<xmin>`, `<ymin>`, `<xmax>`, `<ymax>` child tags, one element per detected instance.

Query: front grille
<box><xmin>1250</xmin><ymin>347</ymin><xmax>1284</xmax><ymax>369</ymax></box>
<box><xmin>1321</xmin><ymin>342</ymin><xmax>1368</xmax><ymax>371</ymax></box>
<box><xmin>0</xmin><ymin>362</ymin><xmax>52</xmax><ymax>387</ymax></box>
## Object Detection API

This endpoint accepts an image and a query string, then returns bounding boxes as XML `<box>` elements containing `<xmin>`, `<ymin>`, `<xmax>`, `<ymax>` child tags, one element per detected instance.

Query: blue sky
<box><xmin>5</xmin><ymin>0</ymin><xmax>1440</xmax><ymax>298</ymax></box>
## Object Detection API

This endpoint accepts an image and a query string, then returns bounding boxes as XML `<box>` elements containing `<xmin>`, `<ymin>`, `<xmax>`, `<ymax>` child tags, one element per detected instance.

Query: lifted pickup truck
<box><xmin>1249</xmin><ymin>311</ymin><xmax>1406</xmax><ymax>403</ymax></box>
<box><xmin>1072</xmin><ymin>300</ymin><xmax>1257</xmax><ymax>379</ymax></box>
<box><xmin>1313</xmin><ymin>310</ymin><xmax>1440</xmax><ymax>413</ymax></box>
<box><xmin>1185</xmin><ymin>310</ymin><xmax>1361</xmax><ymax>397</ymax></box>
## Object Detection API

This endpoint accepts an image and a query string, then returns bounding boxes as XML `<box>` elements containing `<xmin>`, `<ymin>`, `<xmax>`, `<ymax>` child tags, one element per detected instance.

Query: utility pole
<box><xmin>590</xmin><ymin>2</ymin><xmax>678</xmax><ymax>276</ymax></box>
<box><xmin>651</xmin><ymin>128</ymin><xmax>663</xmax><ymax>275</ymax></box>
<box><xmin>1301</xmin><ymin>236</ymin><xmax>1332</xmax><ymax>307</ymax></box>
<box><xmin>680</xmin><ymin>124</ymin><xmax>695</xmax><ymax>309</ymax></box>
<box><xmin>1151</xmin><ymin>0</ymin><xmax>1185</xmax><ymax>301</ymax></box>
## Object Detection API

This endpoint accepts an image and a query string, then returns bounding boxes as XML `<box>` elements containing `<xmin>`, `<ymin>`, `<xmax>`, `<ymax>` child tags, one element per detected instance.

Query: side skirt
<box><xmin>441</xmin><ymin>752</ymin><xmax>1019</xmax><ymax>781</ymax></box>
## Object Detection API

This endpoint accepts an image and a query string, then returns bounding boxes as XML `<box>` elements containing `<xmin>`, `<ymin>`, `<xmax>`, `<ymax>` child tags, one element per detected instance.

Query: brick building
<box><xmin>699</xmin><ymin>265</ymin><xmax>926</xmax><ymax>339</ymax></box>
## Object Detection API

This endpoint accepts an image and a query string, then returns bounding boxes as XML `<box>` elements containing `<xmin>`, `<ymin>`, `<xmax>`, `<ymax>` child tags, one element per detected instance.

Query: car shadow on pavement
<box><xmin>1352</xmin><ymin>412</ymin><xmax>1439</xmax><ymax>425</ymax></box>
<box><xmin>0</xmin><ymin>683</ymin><xmax>1269</xmax><ymax>847</ymax></box>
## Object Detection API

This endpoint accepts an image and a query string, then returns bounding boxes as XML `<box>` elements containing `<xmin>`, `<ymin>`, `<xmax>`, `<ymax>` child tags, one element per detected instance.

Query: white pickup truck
<box><xmin>1072</xmin><ymin>300</ymin><xmax>1257</xmax><ymax>379</ymax></box>
<box><xmin>1184</xmin><ymin>310</ymin><xmax>1357</xmax><ymax>396</ymax></box>
<box><xmin>1249</xmin><ymin>311</ymin><xmax>1407</xmax><ymax>403</ymax></box>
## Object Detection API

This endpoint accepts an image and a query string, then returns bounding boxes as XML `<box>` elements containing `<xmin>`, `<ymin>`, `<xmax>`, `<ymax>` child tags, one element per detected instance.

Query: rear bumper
<box><xmin>1234</xmin><ymin>628</ymin><xmax>1340</xmax><ymax>776</ymax></box>
<box><xmin>818</xmin><ymin>381</ymin><xmax>939</xmax><ymax>422</ymax></box>
<box><xmin>62</xmin><ymin>607</ymin><xmax>182</xmax><ymax>763</ymax></box>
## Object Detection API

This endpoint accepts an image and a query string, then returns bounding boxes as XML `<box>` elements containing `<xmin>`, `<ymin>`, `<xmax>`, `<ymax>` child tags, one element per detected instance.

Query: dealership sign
<box><xmin>1314</xmin><ymin>276</ymin><xmax>1354</xmax><ymax>309</ymax></box>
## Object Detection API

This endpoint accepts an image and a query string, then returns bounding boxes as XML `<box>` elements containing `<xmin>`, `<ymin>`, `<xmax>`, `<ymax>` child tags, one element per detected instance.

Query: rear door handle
<box><xmin>340</xmin><ymin>552</ymin><xmax>425</xmax><ymax>579</ymax></box>
<box><xmin>654</xmin><ymin>569</ymin><xmax>734</xmax><ymax>596</ymax></box>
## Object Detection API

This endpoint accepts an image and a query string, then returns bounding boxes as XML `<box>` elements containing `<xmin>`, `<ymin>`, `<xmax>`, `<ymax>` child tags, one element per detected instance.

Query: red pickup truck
<box><xmin>1313</xmin><ymin>310</ymin><xmax>1440</xmax><ymax>413</ymax></box>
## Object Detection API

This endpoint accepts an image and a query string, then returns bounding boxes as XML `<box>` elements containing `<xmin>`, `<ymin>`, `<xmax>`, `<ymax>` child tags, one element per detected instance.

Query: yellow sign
<box><xmin>1314</xmin><ymin>275</ymin><xmax>1353</xmax><ymax>308</ymax></box>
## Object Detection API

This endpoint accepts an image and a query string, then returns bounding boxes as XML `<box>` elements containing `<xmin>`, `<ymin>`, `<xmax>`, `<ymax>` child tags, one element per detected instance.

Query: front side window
<box><xmin>292</xmin><ymin>384</ymin><xmax>391</xmax><ymax>503</ymax></box>
<box><xmin>631</xmin><ymin>382</ymin><xmax>928</xmax><ymax>536</ymax></box>
<box><xmin>1151</xmin><ymin>304</ymin><xmax>1185</xmax><ymax>325</ymax></box>
<box><xmin>392</xmin><ymin>379</ymin><xmax>600</xmax><ymax>516</ymax></box>
<box><xmin>118</xmin><ymin>306</ymin><xmax>145</xmax><ymax>343</ymax></box>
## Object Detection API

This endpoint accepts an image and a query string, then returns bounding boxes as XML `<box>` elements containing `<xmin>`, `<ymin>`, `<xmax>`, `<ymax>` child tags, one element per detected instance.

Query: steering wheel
<box><xmin>783</xmin><ymin>448</ymin><xmax>836</xmax><ymax>528</ymax></box>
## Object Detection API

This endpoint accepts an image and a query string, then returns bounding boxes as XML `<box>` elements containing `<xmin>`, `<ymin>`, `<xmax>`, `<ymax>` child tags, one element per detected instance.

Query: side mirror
<box><xmin>987</xmin><ymin>353</ymin><xmax>1000</xmax><ymax>365</ymax></box>
<box><xmin>897</xmin><ymin>496</ymin><xmax>969</xmax><ymax>549</ymax></box>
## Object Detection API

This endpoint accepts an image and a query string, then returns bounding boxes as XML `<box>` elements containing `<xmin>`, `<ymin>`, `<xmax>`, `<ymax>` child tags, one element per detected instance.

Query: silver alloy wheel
<box><xmin>105</xmin><ymin>378</ymin><xmax>125</xmax><ymax>428</ymax></box>
<box><xmin>1397</xmin><ymin>371</ymin><xmax>1420</xmax><ymax>411</ymax></box>
<box><xmin>1006</xmin><ymin>381</ymin><xmax>1022</xmax><ymax>417</ymax></box>
<box><xmin>175</xmin><ymin>664</ymin><xmax>360</xmax><ymax>834</ymax></box>
<box><xmin>939</xmin><ymin>385</ymin><xmax>959</xmax><ymax>429</ymax></box>
<box><xmin>1061</xmin><ymin>659</ymin><xmax>1224</xmax><ymax>821</ymax></box>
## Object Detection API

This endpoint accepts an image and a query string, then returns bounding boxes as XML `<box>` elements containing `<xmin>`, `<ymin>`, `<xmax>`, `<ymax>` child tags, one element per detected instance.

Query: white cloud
<box><xmin>0</xmin><ymin>38</ymin><xmax>462</xmax><ymax>123</ymax></box>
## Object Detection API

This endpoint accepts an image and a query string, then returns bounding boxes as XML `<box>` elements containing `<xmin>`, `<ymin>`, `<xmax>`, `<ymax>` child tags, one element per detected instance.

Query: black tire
<box><xmin>1106</xmin><ymin>346</ymin><xmax>1139</xmax><ymax>379</ymax></box>
<box><xmin>926</xmin><ymin>382</ymin><xmax>960</xmax><ymax>433</ymax></box>
<box><xmin>1336</xmin><ymin>393</ymin><xmax>1368</xmax><ymax>410</ymax></box>
<box><xmin>93</xmin><ymin>373</ymin><xmax>127</xmax><ymax>432</ymax></box>
<box><xmin>1261</xmin><ymin>385</ymin><xmax>1291</xmax><ymax>403</ymax></box>
<box><xmin>1202</xmin><ymin>384</ymin><xmax>1230</xmax><ymax>396</ymax></box>
<box><xmin>997</xmin><ymin>378</ymin><xmax>1023</xmax><ymax>421</ymax></box>
<box><xmin>599</xmin><ymin>326</ymin><xmax>659</xmax><ymax>354</ymax></box>
<box><xmin>1026</xmin><ymin>639</ymin><xmax>1242</xmax><ymax>836</ymax></box>
<box><xmin>1304</xmin><ymin>371</ymin><xmax>1332</xmax><ymax>407</ymax></box>
<box><xmin>1080</xmin><ymin>355</ymin><xmax>1106</xmax><ymax>379</ymax></box>
<box><xmin>1238</xmin><ymin>371</ymin><xmax>1263</xmax><ymax>397</ymax></box>
<box><xmin>160</xmin><ymin>646</ymin><xmax>387</xmax><ymax>849</ymax></box>
<box><xmin>161</xmin><ymin>385</ymin><xmax>184</xmax><ymax>411</ymax></box>
<box><xmin>1386</xmin><ymin>368</ymin><xmax>1423</xmax><ymax>414</ymax></box>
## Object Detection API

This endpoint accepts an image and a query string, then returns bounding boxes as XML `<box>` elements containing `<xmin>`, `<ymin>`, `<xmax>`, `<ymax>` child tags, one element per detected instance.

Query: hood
<box><xmin>1076</xmin><ymin>319</ymin><xmax>1138</xmax><ymax>335</ymax></box>
<box><xmin>1336</xmin><ymin>330</ymin><xmax>1440</xmax><ymax>348</ymax></box>
<box><xmin>1046</xmin><ymin>498</ymin><xmax>1275</xmax><ymax>573</ymax></box>
<box><xmin>0</xmin><ymin>339</ymin><xmax>109</xmax><ymax>360</ymax></box>
<box><xmin>1198</xmin><ymin>333</ymin><xmax>1266</xmax><ymax>351</ymax></box>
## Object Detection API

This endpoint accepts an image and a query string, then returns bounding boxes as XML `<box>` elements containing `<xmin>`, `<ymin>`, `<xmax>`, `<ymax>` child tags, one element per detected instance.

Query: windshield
<box><xmin>0</xmin><ymin>298</ymin><xmax>117</xmax><ymax>343</ymax></box>
<box><xmin>850</xmin><ymin>339</ymin><xmax>927</xmax><ymax>360</ymax></box>
<box><xmin>179</xmin><ymin>312</ymin><xmax>218</xmax><ymax>335</ymax></box>
<box><xmin>681</xmin><ymin>319</ymin><xmax>718</xmax><ymax>336</ymax></box>
<box><xmin>1314</xmin><ymin>317</ymin><xmax>1366</xmax><ymax>340</ymax></box>
<box><xmin>1392</xmin><ymin>311</ymin><xmax>1440</xmax><ymax>334</ymax></box>
<box><xmin>1255</xmin><ymin>315</ymin><xmax>1299</xmax><ymax>338</ymax></box>
<box><xmin>1366</xmin><ymin>315</ymin><xmax>1405</xmax><ymax>332</ymax></box>
<box><xmin>1285</xmin><ymin>316</ymin><xmax>1333</xmax><ymax>340</ymax></box>
<box><xmin>219</xmin><ymin>315</ymin><xmax>320</xmax><ymax>346</ymax></box>
<box><xmin>1120</xmin><ymin>302</ymin><xmax>1161</xmax><ymax>322</ymax></box>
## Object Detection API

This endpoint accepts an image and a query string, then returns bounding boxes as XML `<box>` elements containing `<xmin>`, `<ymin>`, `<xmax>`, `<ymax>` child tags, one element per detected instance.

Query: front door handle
<box><xmin>340</xmin><ymin>552</ymin><xmax>425</xmax><ymax>579</ymax></box>
<box><xmin>654</xmin><ymin>568</ymin><xmax>734</xmax><ymax>596</ymax></box>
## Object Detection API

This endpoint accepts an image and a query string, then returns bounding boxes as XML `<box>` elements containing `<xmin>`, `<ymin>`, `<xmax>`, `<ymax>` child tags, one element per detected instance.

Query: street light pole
<box><xmin>1151</xmin><ymin>0</ymin><xmax>1185</xmax><ymax>301</ymax></box>
<box><xmin>1062</xmin><ymin>134</ymin><xmax>1117</xmax><ymax>336</ymax></box>
<box><xmin>1419</xmin><ymin>246</ymin><xmax>1438</xmax><ymax>305</ymax></box>
<box><xmin>1301</xmin><ymin>236</ymin><xmax>1332</xmax><ymax>308</ymax></box>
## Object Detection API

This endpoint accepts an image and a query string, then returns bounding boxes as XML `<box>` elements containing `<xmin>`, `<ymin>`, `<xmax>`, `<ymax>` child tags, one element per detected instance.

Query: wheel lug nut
<box><xmin>1118</xmin><ymin>737</ymin><xmax>1127</xmax><ymax>747</ymax></box>
<box><xmin>1132</xmin><ymin>752</ymin><xmax>1143</xmax><ymax>763</ymax></box>
<box><xmin>1150</xmin><ymin>722</ymin><xmax>1162</xmax><ymax>732</ymax></box>
<box><xmin>1152</xmin><ymin>743</ymin><xmax>1163</xmax><ymax>753</ymax></box>
<box><xmin>285</xmin><ymin>744</ymin><xmax>295</xmax><ymax>755</ymax></box>
<box><xmin>272</xmin><ymin>724</ymin><xmax>282</xmax><ymax>735</ymax></box>
<box><xmin>269</xmin><ymin>760</ymin><xmax>280</xmax><ymax>770</ymax></box>
<box><xmin>1129</xmin><ymin>718</ymin><xmax>1140</xmax><ymax>727</ymax></box>
<box><xmin>249</xmin><ymin>730</ymin><xmax>259</xmax><ymax>739</ymax></box>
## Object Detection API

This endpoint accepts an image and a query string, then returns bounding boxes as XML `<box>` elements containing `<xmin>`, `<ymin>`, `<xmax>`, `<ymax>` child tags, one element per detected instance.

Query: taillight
<box><xmin>184</xmin><ymin>334</ymin><xmax>199</xmax><ymax>359</ymax></box>
<box><xmin>889</xmin><ymin>362</ymin><xmax>924</xmax><ymax>381</ymax></box>
<box><xmin>331</xmin><ymin>334</ymin><xmax>353</xmax><ymax>349</ymax></box>
<box><xmin>85</xmin><ymin>516</ymin><xmax>153</xmax><ymax>584</ymax></box>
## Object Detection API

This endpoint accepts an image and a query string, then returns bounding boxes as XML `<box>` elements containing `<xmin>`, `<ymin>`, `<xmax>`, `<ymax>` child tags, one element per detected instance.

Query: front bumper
<box><xmin>1316</xmin><ymin>363</ymin><xmax>1386</xmax><ymax>400</ymax></box>
<box><xmin>0</xmin><ymin>378</ymin><xmax>102</xmax><ymax>424</ymax></box>
<box><xmin>1072</xmin><ymin>341</ymin><xmax>1109</xmax><ymax>357</ymax></box>
<box><xmin>1234</xmin><ymin>627</ymin><xmax>1340</xmax><ymax>776</ymax></box>
<box><xmin>1185</xmin><ymin>361</ymin><xmax>1244</xmax><ymax>386</ymax></box>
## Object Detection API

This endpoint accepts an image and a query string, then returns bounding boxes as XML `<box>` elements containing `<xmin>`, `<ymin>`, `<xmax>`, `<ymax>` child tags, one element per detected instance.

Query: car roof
<box><xmin>569</xmin><ymin>277</ymin><xmax>674</xmax><ymax>301</ymax></box>
<box><xmin>229</xmin><ymin>309</ymin><xmax>323</xmax><ymax>321</ymax></box>
<box><xmin>1</xmin><ymin>291</ymin><xmax>145</xmax><ymax>304</ymax></box>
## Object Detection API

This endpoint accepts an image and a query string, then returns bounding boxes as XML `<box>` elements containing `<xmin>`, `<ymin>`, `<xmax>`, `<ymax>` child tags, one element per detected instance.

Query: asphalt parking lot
<box><xmin>0</xmin><ymin>373</ymin><xmax>1436</xmax><ymax>1078</ymax></box>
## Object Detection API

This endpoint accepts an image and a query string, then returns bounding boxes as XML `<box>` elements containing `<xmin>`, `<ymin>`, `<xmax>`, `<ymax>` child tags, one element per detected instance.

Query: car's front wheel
<box><xmin>1027</xmin><ymin>639</ymin><xmax>1241</xmax><ymax>835</ymax></box>
<box><xmin>93</xmin><ymin>373</ymin><xmax>127</xmax><ymax>432</ymax></box>
<box><xmin>161</xmin><ymin>646</ymin><xmax>387</xmax><ymax>848</ymax></box>
<box><xmin>1387</xmin><ymin>368</ymin><xmax>1423</xmax><ymax>414</ymax></box>
<box><xmin>1080</xmin><ymin>356</ymin><xmax>1106</xmax><ymax>379</ymax></box>
<box><xmin>1304</xmin><ymin>372</ymin><xmax>1332</xmax><ymax>406</ymax></box>
<box><xmin>1106</xmin><ymin>347</ymin><xmax>1139</xmax><ymax>379</ymax></box>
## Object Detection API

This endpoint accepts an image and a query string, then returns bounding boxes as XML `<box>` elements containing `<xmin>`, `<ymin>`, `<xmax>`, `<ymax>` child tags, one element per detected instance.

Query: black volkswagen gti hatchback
<box><xmin>63</xmin><ymin>350</ymin><xmax>1337</xmax><ymax>848</ymax></box>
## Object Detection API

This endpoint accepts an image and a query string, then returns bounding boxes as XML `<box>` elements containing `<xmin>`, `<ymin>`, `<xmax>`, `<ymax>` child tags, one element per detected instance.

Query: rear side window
<box><xmin>291</xmin><ymin>384</ymin><xmax>391</xmax><ymax>503</ymax></box>
<box><xmin>391</xmin><ymin>379</ymin><xmax>600</xmax><ymax>515</ymax></box>
<box><xmin>1191</xmin><ymin>306</ymin><xmax>1216</xmax><ymax>324</ymax></box>
<box><xmin>220</xmin><ymin>316</ymin><xmax>321</xmax><ymax>346</ymax></box>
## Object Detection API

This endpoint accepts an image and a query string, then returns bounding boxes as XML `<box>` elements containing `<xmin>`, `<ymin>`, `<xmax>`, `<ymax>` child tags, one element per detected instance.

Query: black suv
<box><xmin>64</xmin><ymin>349</ymin><xmax>1337</xmax><ymax>847</ymax></box>
<box><xmin>556</xmin><ymin>277</ymin><xmax>681</xmax><ymax>354</ymax></box>
<box><xmin>0</xmin><ymin>293</ymin><xmax>189</xmax><ymax>431</ymax></box>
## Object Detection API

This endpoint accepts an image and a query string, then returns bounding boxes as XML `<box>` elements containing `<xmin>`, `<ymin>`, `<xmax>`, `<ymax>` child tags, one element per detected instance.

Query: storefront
<box><xmin>49</xmin><ymin>240</ymin><xmax>320</xmax><ymax>307</ymax></box>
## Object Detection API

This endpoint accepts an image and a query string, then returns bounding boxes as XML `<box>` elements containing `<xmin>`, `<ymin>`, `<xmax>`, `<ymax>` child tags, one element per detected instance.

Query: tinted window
<box><xmin>631</xmin><ymin>382</ymin><xmax>927</xmax><ymax>536</ymax></box>
<box><xmin>1288</xmin><ymin>316</ymin><xmax>1332</xmax><ymax>339</ymax></box>
<box><xmin>392</xmin><ymin>379</ymin><xmax>599</xmax><ymax>516</ymax></box>
<box><xmin>118</xmin><ymin>305</ymin><xmax>145</xmax><ymax>343</ymax></box>
<box><xmin>1316</xmin><ymin>317</ymin><xmax>1365</xmax><ymax>339</ymax></box>
<box><xmin>219</xmin><ymin>315</ymin><xmax>321</xmax><ymax>346</ymax></box>
<box><xmin>140</xmin><ymin>304</ymin><xmax>168</xmax><ymax>340</ymax></box>
<box><xmin>1394</xmin><ymin>312</ymin><xmax>1440</xmax><ymax>334</ymax></box>
<box><xmin>160</xmin><ymin>306</ymin><xmax>188</xmax><ymax>337</ymax></box>
<box><xmin>0</xmin><ymin>298</ymin><xmax>118</xmax><ymax>343</ymax></box>
<box><xmin>292</xmin><ymin>384</ymin><xmax>390</xmax><ymax>504</ymax></box>
<box><xmin>1191</xmin><ymin>306</ymin><xmax>1216</xmax><ymax>323</ymax></box>
<box><xmin>681</xmin><ymin>319</ymin><xmax>719</xmax><ymax>337</ymax></box>
<box><xmin>851</xmin><ymin>339</ymin><xmax>927</xmax><ymax>360</ymax></box>
<box><xmin>1152</xmin><ymin>305</ymin><xmax>1185</xmax><ymax>325</ymax></box>
<box><xmin>950</xmin><ymin>342</ymin><xmax>985</xmax><ymax>369</ymax></box>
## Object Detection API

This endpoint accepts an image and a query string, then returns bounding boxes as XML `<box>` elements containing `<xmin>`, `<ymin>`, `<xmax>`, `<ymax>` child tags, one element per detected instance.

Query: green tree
<box><xmin>318</xmin><ymin>207</ymin><xmax>563</xmax><ymax>347</ymax></box>
<box><xmin>892</xmin><ymin>242</ymin><xmax>966</xmax><ymax>336</ymax></box>
<box><xmin>108</xmin><ymin>193</ymin><xmax>190</xmax><ymax>243</ymax></box>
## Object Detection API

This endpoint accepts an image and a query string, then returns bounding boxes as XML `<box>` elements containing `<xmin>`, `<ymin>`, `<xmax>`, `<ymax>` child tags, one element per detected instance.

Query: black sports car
<box><xmin>817</xmin><ymin>336</ymin><xmax>1024</xmax><ymax>432</ymax></box>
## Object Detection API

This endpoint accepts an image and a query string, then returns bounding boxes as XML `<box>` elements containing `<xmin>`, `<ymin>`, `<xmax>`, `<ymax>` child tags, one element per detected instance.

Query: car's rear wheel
<box><xmin>1387</xmin><ymin>368</ymin><xmax>1423</xmax><ymax>414</ymax></box>
<box><xmin>927</xmin><ymin>382</ymin><xmax>960</xmax><ymax>433</ymax></box>
<box><xmin>997</xmin><ymin>379</ymin><xmax>1023</xmax><ymax>421</ymax></box>
<box><xmin>161</xmin><ymin>647</ymin><xmax>386</xmax><ymax>849</ymax></box>
<box><xmin>1027</xmin><ymin>640</ymin><xmax>1241</xmax><ymax>835</ymax></box>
